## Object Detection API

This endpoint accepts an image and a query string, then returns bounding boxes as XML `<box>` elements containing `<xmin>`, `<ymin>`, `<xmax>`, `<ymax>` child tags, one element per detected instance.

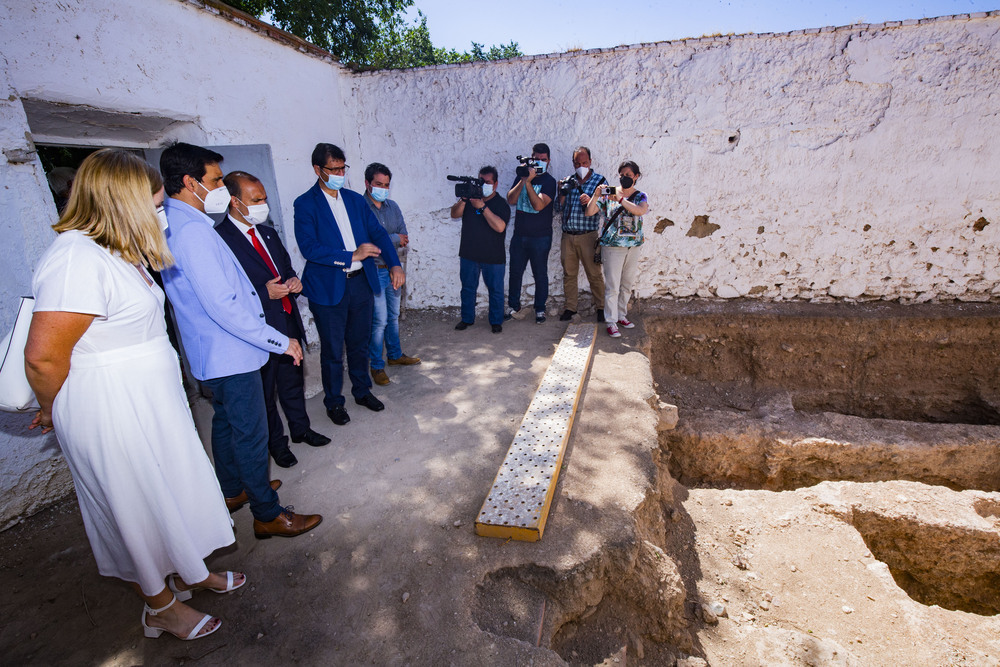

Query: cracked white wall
<box><xmin>348</xmin><ymin>15</ymin><xmax>1000</xmax><ymax>306</ymax></box>
<box><xmin>0</xmin><ymin>1</ymin><xmax>998</xmax><ymax>526</ymax></box>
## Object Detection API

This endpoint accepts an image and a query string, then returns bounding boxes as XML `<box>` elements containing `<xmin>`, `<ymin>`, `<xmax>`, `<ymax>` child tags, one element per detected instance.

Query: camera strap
<box><xmin>598</xmin><ymin>191</ymin><xmax>640</xmax><ymax>242</ymax></box>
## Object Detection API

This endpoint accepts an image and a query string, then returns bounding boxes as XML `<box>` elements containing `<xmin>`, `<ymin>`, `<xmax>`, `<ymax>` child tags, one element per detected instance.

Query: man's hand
<box><xmin>389</xmin><ymin>265</ymin><xmax>406</xmax><ymax>290</ymax></box>
<box><xmin>580</xmin><ymin>193</ymin><xmax>592</xmax><ymax>206</ymax></box>
<box><xmin>398</xmin><ymin>234</ymin><xmax>409</xmax><ymax>248</ymax></box>
<box><xmin>284</xmin><ymin>276</ymin><xmax>303</xmax><ymax>294</ymax></box>
<box><xmin>523</xmin><ymin>166</ymin><xmax>536</xmax><ymax>183</ymax></box>
<box><xmin>284</xmin><ymin>338</ymin><xmax>303</xmax><ymax>366</ymax></box>
<box><xmin>468</xmin><ymin>198</ymin><xmax>485</xmax><ymax>210</ymax></box>
<box><xmin>352</xmin><ymin>243</ymin><xmax>381</xmax><ymax>262</ymax></box>
<box><xmin>266</xmin><ymin>277</ymin><xmax>291</xmax><ymax>299</ymax></box>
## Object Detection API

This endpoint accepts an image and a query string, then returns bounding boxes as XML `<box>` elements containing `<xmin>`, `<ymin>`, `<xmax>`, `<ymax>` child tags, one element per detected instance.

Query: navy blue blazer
<box><xmin>215</xmin><ymin>217</ymin><xmax>306</xmax><ymax>342</ymax></box>
<box><xmin>293</xmin><ymin>183</ymin><xmax>400</xmax><ymax>307</ymax></box>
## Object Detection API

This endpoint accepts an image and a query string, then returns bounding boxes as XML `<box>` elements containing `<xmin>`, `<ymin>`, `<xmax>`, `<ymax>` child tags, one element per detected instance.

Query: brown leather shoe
<box><xmin>387</xmin><ymin>354</ymin><xmax>421</xmax><ymax>366</ymax></box>
<box><xmin>370</xmin><ymin>368</ymin><xmax>390</xmax><ymax>385</ymax></box>
<box><xmin>225</xmin><ymin>479</ymin><xmax>282</xmax><ymax>513</ymax></box>
<box><xmin>253</xmin><ymin>510</ymin><xmax>323</xmax><ymax>539</ymax></box>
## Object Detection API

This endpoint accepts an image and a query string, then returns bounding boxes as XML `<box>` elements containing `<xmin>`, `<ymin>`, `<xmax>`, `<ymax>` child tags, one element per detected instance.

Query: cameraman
<box><xmin>450</xmin><ymin>166</ymin><xmax>511</xmax><ymax>334</ymax></box>
<box><xmin>505</xmin><ymin>143</ymin><xmax>556</xmax><ymax>324</ymax></box>
<box><xmin>556</xmin><ymin>146</ymin><xmax>607</xmax><ymax>322</ymax></box>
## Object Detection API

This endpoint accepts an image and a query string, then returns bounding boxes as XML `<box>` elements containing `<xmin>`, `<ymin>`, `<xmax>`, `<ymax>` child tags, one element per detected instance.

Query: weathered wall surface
<box><xmin>347</xmin><ymin>13</ymin><xmax>1000</xmax><ymax>306</ymax></box>
<box><xmin>0</xmin><ymin>1</ymin><xmax>998</xmax><ymax>526</ymax></box>
<box><xmin>0</xmin><ymin>0</ymin><xmax>351</xmax><ymax>527</ymax></box>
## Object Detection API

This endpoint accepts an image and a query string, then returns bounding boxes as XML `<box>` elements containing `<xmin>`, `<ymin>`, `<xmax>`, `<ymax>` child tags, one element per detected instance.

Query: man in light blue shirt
<box><xmin>160</xmin><ymin>142</ymin><xmax>321</xmax><ymax>540</ymax></box>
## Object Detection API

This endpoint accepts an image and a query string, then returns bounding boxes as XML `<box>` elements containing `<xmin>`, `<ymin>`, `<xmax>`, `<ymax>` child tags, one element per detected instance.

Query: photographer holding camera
<box><xmin>449</xmin><ymin>166</ymin><xmax>511</xmax><ymax>333</ymax></box>
<box><xmin>585</xmin><ymin>160</ymin><xmax>649</xmax><ymax>338</ymax></box>
<box><xmin>556</xmin><ymin>146</ymin><xmax>607</xmax><ymax>322</ymax></box>
<box><xmin>505</xmin><ymin>143</ymin><xmax>556</xmax><ymax>324</ymax></box>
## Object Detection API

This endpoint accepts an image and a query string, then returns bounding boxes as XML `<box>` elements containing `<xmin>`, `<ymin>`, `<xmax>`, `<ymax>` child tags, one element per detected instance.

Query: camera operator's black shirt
<box><xmin>459</xmin><ymin>195</ymin><xmax>511</xmax><ymax>265</ymax></box>
<box><xmin>508</xmin><ymin>173</ymin><xmax>557</xmax><ymax>238</ymax></box>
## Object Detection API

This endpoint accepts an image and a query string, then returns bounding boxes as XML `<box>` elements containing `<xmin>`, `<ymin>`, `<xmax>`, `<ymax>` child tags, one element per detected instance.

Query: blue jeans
<box><xmin>369</xmin><ymin>267</ymin><xmax>402</xmax><ymax>370</ymax></box>
<box><xmin>508</xmin><ymin>235</ymin><xmax>552</xmax><ymax>313</ymax></box>
<box><xmin>309</xmin><ymin>274</ymin><xmax>374</xmax><ymax>409</ymax></box>
<box><xmin>460</xmin><ymin>258</ymin><xmax>505</xmax><ymax>326</ymax></box>
<box><xmin>202</xmin><ymin>370</ymin><xmax>281</xmax><ymax>522</ymax></box>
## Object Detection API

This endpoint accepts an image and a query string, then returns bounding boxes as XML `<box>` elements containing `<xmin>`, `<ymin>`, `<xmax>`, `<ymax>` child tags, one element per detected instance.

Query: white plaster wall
<box><xmin>347</xmin><ymin>14</ymin><xmax>1000</xmax><ymax>306</ymax></box>
<box><xmin>1</xmin><ymin>1</ymin><xmax>999</xmax><ymax>526</ymax></box>
<box><xmin>0</xmin><ymin>0</ymin><xmax>353</xmax><ymax>526</ymax></box>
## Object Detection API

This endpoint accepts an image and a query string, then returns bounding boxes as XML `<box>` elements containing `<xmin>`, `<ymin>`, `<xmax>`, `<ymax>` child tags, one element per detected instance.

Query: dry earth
<box><xmin>2</xmin><ymin>301</ymin><xmax>1000</xmax><ymax>666</ymax></box>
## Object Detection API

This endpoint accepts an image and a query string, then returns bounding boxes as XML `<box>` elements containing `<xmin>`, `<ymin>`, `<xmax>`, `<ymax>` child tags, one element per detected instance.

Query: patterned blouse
<box><xmin>597</xmin><ymin>190</ymin><xmax>647</xmax><ymax>248</ymax></box>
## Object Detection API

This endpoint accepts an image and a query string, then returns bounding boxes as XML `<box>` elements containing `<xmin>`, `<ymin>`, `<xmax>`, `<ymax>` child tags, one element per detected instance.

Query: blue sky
<box><xmin>405</xmin><ymin>0</ymin><xmax>996</xmax><ymax>55</ymax></box>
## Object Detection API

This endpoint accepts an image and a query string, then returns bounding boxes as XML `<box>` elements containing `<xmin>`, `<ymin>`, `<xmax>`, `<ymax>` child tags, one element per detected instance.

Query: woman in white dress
<box><xmin>25</xmin><ymin>149</ymin><xmax>243</xmax><ymax>641</ymax></box>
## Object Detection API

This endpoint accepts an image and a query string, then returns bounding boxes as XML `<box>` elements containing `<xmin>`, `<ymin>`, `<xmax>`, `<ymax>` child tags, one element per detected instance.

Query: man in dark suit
<box><xmin>294</xmin><ymin>143</ymin><xmax>405</xmax><ymax>426</ymax></box>
<box><xmin>217</xmin><ymin>171</ymin><xmax>331</xmax><ymax>468</ymax></box>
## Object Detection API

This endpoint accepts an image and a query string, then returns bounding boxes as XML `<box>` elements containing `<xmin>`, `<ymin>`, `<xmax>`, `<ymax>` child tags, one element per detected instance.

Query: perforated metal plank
<box><xmin>475</xmin><ymin>323</ymin><xmax>597</xmax><ymax>542</ymax></box>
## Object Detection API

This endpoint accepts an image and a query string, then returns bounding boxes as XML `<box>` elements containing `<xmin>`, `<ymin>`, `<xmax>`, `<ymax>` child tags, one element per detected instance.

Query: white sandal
<box><xmin>141</xmin><ymin>594</ymin><xmax>220</xmax><ymax>640</ymax></box>
<box><xmin>168</xmin><ymin>571</ymin><xmax>246</xmax><ymax>601</ymax></box>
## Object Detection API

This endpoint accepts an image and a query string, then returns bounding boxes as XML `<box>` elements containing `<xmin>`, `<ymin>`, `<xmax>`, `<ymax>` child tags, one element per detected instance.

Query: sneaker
<box><xmin>535</xmin><ymin>312</ymin><xmax>546</xmax><ymax>324</ymax></box>
<box><xmin>559</xmin><ymin>309</ymin><xmax>577</xmax><ymax>321</ymax></box>
<box><xmin>455</xmin><ymin>321</ymin><xmax>472</xmax><ymax>331</ymax></box>
<box><xmin>511</xmin><ymin>306</ymin><xmax>529</xmax><ymax>320</ymax></box>
<box><xmin>491</xmin><ymin>324</ymin><xmax>503</xmax><ymax>334</ymax></box>
<box><xmin>503</xmin><ymin>311</ymin><xmax>513</xmax><ymax>321</ymax></box>
<box><xmin>617</xmin><ymin>318</ymin><xmax>635</xmax><ymax>329</ymax></box>
<box><xmin>607</xmin><ymin>323</ymin><xmax>621</xmax><ymax>338</ymax></box>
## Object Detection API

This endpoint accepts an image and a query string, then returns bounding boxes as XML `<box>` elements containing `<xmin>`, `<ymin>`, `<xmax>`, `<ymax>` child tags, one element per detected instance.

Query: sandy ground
<box><xmin>4</xmin><ymin>303</ymin><xmax>1000</xmax><ymax>666</ymax></box>
<box><xmin>0</xmin><ymin>306</ymin><xmax>662</xmax><ymax>666</ymax></box>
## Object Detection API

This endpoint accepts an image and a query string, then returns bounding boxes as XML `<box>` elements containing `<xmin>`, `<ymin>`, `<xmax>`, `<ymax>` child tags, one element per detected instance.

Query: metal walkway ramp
<box><xmin>475</xmin><ymin>323</ymin><xmax>597</xmax><ymax>542</ymax></box>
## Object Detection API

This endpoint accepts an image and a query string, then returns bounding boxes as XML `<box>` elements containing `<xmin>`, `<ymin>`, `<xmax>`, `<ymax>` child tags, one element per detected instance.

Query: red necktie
<box><xmin>248</xmin><ymin>227</ymin><xmax>292</xmax><ymax>314</ymax></box>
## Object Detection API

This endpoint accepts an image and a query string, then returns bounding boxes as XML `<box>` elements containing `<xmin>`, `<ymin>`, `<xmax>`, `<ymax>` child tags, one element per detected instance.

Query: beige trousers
<box><xmin>560</xmin><ymin>231</ymin><xmax>605</xmax><ymax>312</ymax></box>
<box><xmin>601</xmin><ymin>245</ymin><xmax>641</xmax><ymax>323</ymax></box>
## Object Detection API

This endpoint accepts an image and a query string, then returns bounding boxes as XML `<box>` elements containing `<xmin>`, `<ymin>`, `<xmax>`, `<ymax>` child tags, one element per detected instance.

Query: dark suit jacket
<box><xmin>215</xmin><ymin>217</ymin><xmax>306</xmax><ymax>342</ymax></box>
<box><xmin>293</xmin><ymin>183</ymin><xmax>400</xmax><ymax>307</ymax></box>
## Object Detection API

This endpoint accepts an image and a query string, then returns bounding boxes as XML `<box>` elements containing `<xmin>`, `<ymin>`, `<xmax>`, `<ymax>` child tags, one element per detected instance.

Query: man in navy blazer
<box><xmin>294</xmin><ymin>143</ymin><xmax>405</xmax><ymax>426</ymax></box>
<box><xmin>217</xmin><ymin>171</ymin><xmax>331</xmax><ymax>469</ymax></box>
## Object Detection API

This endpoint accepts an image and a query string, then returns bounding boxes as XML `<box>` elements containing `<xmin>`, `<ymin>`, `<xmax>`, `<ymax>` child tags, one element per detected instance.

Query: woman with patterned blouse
<box><xmin>584</xmin><ymin>160</ymin><xmax>649</xmax><ymax>337</ymax></box>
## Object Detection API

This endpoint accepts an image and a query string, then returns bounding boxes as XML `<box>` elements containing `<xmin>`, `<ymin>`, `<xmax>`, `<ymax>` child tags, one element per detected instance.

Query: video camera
<box><xmin>447</xmin><ymin>174</ymin><xmax>485</xmax><ymax>199</ymax></box>
<box><xmin>515</xmin><ymin>155</ymin><xmax>541</xmax><ymax>178</ymax></box>
<box><xmin>558</xmin><ymin>175</ymin><xmax>580</xmax><ymax>195</ymax></box>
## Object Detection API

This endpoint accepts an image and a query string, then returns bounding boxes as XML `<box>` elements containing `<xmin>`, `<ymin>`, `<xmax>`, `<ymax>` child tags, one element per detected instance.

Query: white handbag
<box><xmin>0</xmin><ymin>296</ymin><xmax>40</xmax><ymax>412</ymax></box>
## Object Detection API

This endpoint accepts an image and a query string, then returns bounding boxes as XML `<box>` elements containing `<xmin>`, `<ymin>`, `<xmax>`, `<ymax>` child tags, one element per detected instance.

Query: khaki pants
<box><xmin>560</xmin><ymin>231</ymin><xmax>605</xmax><ymax>313</ymax></box>
<box><xmin>601</xmin><ymin>245</ymin><xmax>641</xmax><ymax>323</ymax></box>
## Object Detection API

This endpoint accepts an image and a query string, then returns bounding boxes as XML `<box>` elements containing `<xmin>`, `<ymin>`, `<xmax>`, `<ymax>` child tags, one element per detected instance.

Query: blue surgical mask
<box><xmin>482</xmin><ymin>183</ymin><xmax>494</xmax><ymax>197</ymax></box>
<box><xmin>370</xmin><ymin>187</ymin><xmax>389</xmax><ymax>202</ymax></box>
<box><xmin>325</xmin><ymin>173</ymin><xmax>345</xmax><ymax>190</ymax></box>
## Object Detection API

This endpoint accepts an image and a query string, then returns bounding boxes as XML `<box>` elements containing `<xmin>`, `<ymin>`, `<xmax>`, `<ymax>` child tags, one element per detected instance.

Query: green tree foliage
<box><xmin>227</xmin><ymin>1</ymin><xmax>522</xmax><ymax>69</ymax></box>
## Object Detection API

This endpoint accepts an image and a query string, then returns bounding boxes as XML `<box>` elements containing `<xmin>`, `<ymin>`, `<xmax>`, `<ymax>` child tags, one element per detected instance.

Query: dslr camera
<box><xmin>558</xmin><ymin>175</ymin><xmax>580</xmax><ymax>195</ymax></box>
<box><xmin>515</xmin><ymin>155</ymin><xmax>541</xmax><ymax>178</ymax></box>
<box><xmin>447</xmin><ymin>174</ymin><xmax>485</xmax><ymax>199</ymax></box>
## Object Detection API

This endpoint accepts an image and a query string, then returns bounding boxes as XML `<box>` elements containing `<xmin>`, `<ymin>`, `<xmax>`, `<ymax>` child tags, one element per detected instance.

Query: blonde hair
<box><xmin>53</xmin><ymin>148</ymin><xmax>173</xmax><ymax>270</ymax></box>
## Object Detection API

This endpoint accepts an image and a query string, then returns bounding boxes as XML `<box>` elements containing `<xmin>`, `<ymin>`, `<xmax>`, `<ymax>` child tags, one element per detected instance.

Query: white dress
<box><xmin>32</xmin><ymin>230</ymin><xmax>235</xmax><ymax>596</ymax></box>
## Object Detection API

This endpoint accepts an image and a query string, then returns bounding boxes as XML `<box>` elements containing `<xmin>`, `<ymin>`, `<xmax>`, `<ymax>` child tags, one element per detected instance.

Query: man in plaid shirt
<box><xmin>556</xmin><ymin>146</ymin><xmax>607</xmax><ymax>321</ymax></box>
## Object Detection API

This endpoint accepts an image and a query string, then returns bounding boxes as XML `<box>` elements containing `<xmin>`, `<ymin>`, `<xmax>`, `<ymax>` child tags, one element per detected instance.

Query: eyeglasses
<box><xmin>321</xmin><ymin>164</ymin><xmax>349</xmax><ymax>176</ymax></box>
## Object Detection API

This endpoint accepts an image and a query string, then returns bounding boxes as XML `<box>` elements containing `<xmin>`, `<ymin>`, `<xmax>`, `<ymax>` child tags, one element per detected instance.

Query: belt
<box><xmin>563</xmin><ymin>229</ymin><xmax>595</xmax><ymax>236</ymax></box>
<box><xmin>345</xmin><ymin>269</ymin><xmax>363</xmax><ymax>278</ymax></box>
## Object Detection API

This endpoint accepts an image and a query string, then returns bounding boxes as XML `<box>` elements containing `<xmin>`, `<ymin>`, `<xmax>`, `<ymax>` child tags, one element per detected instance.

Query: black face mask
<box><xmin>620</xmin><ymin>175</ymin><xmax>635</xmax><ymax>189</ymax></box>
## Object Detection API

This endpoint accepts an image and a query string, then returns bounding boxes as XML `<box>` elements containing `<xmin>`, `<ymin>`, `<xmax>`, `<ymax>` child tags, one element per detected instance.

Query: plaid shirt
<box><xmin>557</xmin><ymin>171</ymin><xmax>607</xmax><ymax>233</ymax></box>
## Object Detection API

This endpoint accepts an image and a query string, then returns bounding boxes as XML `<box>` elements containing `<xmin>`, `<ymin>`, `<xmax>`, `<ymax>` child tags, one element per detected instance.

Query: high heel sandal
<box><xmin>168</xmin><ymin>571</ymin><xmax>246</xmax><ymax>601</ymax></box>
<box><xmin>141</xmin><ymin>594</ymin><xmax>220</xmax><ymax>640</ymax></box>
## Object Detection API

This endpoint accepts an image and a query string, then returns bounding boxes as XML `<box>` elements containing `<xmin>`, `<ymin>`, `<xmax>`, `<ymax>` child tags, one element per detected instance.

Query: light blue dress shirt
<box><xmin>161</xmin><ymin>198</ymin><xmax>289</xmax><ymax>381</ymax></box>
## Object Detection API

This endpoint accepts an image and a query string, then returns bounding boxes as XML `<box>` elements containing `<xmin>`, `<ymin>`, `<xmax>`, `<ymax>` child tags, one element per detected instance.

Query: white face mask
<box><xmin>481</xmin><ymin>183</ymin><xmax>495</xmax><ymax>198</ymax></box>
<box><xmin>238</xmin><ymin>198</ymin><xmax>270</xmax><ymax>225</ymax></box>
<box><xmin>576</xmin><ymin>166</ymin><xmax>590</xmax><ymax>180</ymax></box>
<box><xmin>156</xmin><ymin>206</ymin><xmax>168</xmax><ymax>231</ymax></box>
<box><xmin>196</xmin><ymin>181</ymin><xmax>231</xmax><ymax>214</ymax></box>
